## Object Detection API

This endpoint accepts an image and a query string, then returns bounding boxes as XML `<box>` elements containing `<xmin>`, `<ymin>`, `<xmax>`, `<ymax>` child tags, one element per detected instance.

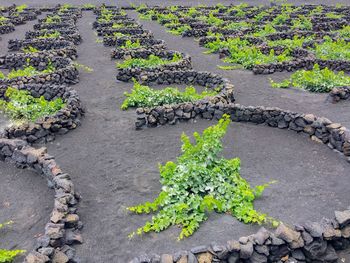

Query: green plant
<box><xmin>21</xmin><ymin>46</ymin><xmax>39</xmax><ymax>53</ymax></box>
<box><xmin>116</xmin><ymin>54</ymin><xmax>182</xmax><ymax>69</ymax></box>
<box><xmin>128</xmin><ymin>115</ymin><xmax>276</xmax><ymax>239</ymax></box>
<box><xmin>314</xmin><ymin>37</ymin><xmax>350</xmax><ymax>61</ymax></box>
<box><xmin>252</xmin><ymin>24</ymin><xmax>277</xmax><ymax>37</ymax></box>
<box><xmin>291</xmin><ymin>15</ymin><xmax>313</xmax><ymax>30</ymax></box>
<box><xmin>58</xmin><ymin>4</ymin><xmax>73</xmax><ymax>12</ymax></box>
<box><xmin>139</xmin><ymin>9</ymin><xmax>156</xmax><ymax>20</ymax></box>
<box><xmin>37</xmin><ymin>31</ymin><xmax>61</xmax><ymax>39</ymax></box>
<box><xmin>267</xmin><ymin>36</ymin><xmax>312</xmax><ymax>50</ymax></box>
<box><xmin>0</xmin><ymin>87</ymin><xmax>65</xmax><ymax>122</ymax></box>
<box><xmin>167</xmin><ymin>24</ymin><xmax>191</xmax><ymax>35</ymax></box>
<box><xmin>0</xmin><ymin>221</ymin><xmax>25</xmax><ymax>262</ymax></box>
<box><xmin>0</xmin><ymin>62</ymin><xmax>55</xmax><ymax>80</ymax></box>
<box><xmin>325</xmin><ymin>12</ymin><xmax>343</xmax><ymax>19</ymax></box>
<box><xmin>15</xmin><ymin>4</ymin><xmax>27</xmax><ymax>13</ymax></box>
<box><xmin>338</xmin><ymin>25</ymin><xmax>350</xmax><ymax>38</ymax></box>
<box><xmin>120</xmin><ymin>40</ymin><xmax>141</xmax><ymax>49</ymax></box>
<box><xmin>43</xmin><ymin>15</ymin><xmax>61</xmax><ymax>24</ymax></box>
<box><xmin>121</xmin><ymin>80</ymin><xmax>217</xmax><ymax>110</ymax></box>
<box><xmin>224</xmin><ymin>21</ymin><xmax>251</xmax><ymax>30</ymax></box>
<box><xmin>204</xmin><ymin>12</ymin><xmax>224</xmax><ymax>26</ymax></box>
<box><xmin>271</xmin><ymin>13</ymin><xmax>290</xmax><ymax>26</ymax></box>
<box><xmin>0</xmin><ymin>16</ymin><xmax>8</xmax><ymax>26</ymax></box>
<box><xmin>270</xmin><ymin>64</ymin><xmax>350</xmax><ymax>92</ymax></box>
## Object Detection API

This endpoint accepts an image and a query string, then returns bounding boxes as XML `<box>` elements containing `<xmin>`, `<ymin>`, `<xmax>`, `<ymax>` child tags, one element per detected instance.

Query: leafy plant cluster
<box><xmin>270</xmin><ymin>64</ymin><xmax>350</xmax><ymax>92</ymax></box>
<box><xmin>0</xmin><ymin>221</ymin><xmax>25</xmax><ymax>263</ymax></box>
<box><xmin>205</xmin><ymin>37</ymin><xmax>292</xmax><ymax>69</ymax></box>
<box><xmin>21</xmin><ymin>46</ymin><xmax>39</xmax><ymax>53</ymax></box>
<box><xmin>43</xmin><ymin>15</ymin><xmax>62</xmax><ymax>24</ymax></box>
<box><xmin>0</xmin><ymin>61</ymin><xmax>55</xmax><ymax>80</ymax></box>
<box><xmin>0</xmin><ymin>16</ymin><xmax>9</xmax><ymax>26</ymax></box>
<box><xmin>0</xmin><ymin>87</ymin><xmax>65</xmax><ymax>122</ymax></box>
<box><xmin>121</xmin><ymin>80</ymin><xmax>217</xmax><ymax>110</ymax></box>
<box><xmin>128</xmin><ymin>115</ymin><xmax>276</xmax><ymax>239</ymax></box>
<box><xmin>15</xmin><ymin>4</ymin><xmax>27</xmax><ymax>13</ymax></box>
<box><xmin>120</xmin><ymin>40</ymin><xmax>141</xmax><ymax>49</ymax></box>
<box><xmin>36</xmin><ymin>30</ymin><xmax>61</xmax><ymax>39</ymax></box>
<box><xmin>313</xmin><ymin>36</ymin><xmax>350</xmax><ymax>61</ymax></box>
<box><xmin>116</xmin><ymin>53</ymin><xmax>182</xmax><ymax>69</ymax></box>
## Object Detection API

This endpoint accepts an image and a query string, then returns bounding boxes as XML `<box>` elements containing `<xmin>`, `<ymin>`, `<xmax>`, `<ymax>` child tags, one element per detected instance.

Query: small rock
<box><xmin>240</xmin><ymin>242</ymin><xmax>253</xmax><ymax>259</ymax></box>
<box><xmin>25</xmin><ymin>252</ymin><xmax>50</xmax><ymax>263</ymax></box>
<box><xmin>197</xmin><ymin>252</ymin><xmax>212</xmax><ymax>263</ymax></box>
<box><xmin>335</xmin><ymin>210</ymin><xmax>350</xmax><ymax>226</ymax></box>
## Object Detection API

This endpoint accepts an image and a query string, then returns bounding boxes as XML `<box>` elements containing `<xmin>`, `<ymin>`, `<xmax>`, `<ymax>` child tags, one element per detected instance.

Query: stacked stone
<box><xmin>0</xmin><ymin>7</ymin><xmax>83</xmax><ymax>144</ymax></box>
<box><xmin>116</xmin><ymin>51</ymin><xmax>192</xmax><ymax>82</ymax></box>
<box><xmin>252</xmin><ymin>59</ymin><xmax>350</xmax><ymax>75</ymax></box>
<box><xmin>0</xmin><ymin>83</ymin><xmax>84</xmax><ymax>143</ymax></box>
<box><xmin>25</xmin><ymin>29</ymin><xmax>82</xmax><ymax>45</ymax></box>
<box><xmin>111</xmin><ymin>41</ymin><xmax>167</xmax><ymax>60</ymax></box>
<box><xmin>129</xmin><ymin>212</ymin><xmax>350</xmax><ymax>263</ymax></box>
<box><xmin>0</xmin><ymin>24</ymin><xmax>15</xmax><ymax>34</ymax></box>
<box><xmin>103</xmin><ymin>32</ymin><xmax>154</xmax><ymax>47</ymax></box>
<box><xmin>7</xmin><ymin>39</ymin><xmax>78</xmax><ymax>60</ymax></box>
<box><xmin>0</xmin><ymin>138</ymin><xmax>83</xmax><ymax>263</ymax></box>
<box><xmin>329</xmin><ymin>87</ymin><xmax>350</xmax><ymax>103</ymax></box>
<box><xmin>136</xmin><ymin>102</ymin><xmax>350</xmax><ymax>160</ymax></box>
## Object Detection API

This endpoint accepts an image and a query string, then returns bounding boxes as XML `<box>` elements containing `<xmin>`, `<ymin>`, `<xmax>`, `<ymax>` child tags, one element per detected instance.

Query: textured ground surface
<box><xmin>0</xmin><ymin>3</ymin><xmax>350</xmax><ymax>262</ymax></box>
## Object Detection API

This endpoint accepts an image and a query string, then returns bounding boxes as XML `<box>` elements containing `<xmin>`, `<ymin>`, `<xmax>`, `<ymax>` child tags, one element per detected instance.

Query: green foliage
<box><xmin>325</xmin><ymin>12</ymin><xmax>343</xmax><ymax>19</ymax></box>
<box><xmin>0</xmin><ymin>221</ymin><xmax>25</xmax><ymax>263</ymax></box>
<box><xmin>206</xmin><ymin>12</ymin><xmax>224</xmax><ymax>26</ymax></box>
<box><xmin>97</xmin><ymin>8</ymin><xmax>114</xmax><ymax>23</ymax></box>
<box><xmin>0</xmin><ymin>16</ymin><xmax>8</xmax><ymax>26</ymax></box>
<box><xmin>15</xmin><ymin>4</ymin><xmax>27</xmax><ymax>13</ymax></box>
<box><xmin>128</xmin><ymin>115</ymin><xmax>276</xmax><ymax>239</ymax></box>
<box><xmin>116</xmin><ymin>54</ymin><xmax>182</xmax><ymax>69</ymax></box>
<box><xmin>267</xmin><ymin>36</ymin><xmax>312</xmax><ymax>50</ymax></box>
<box><xmin>270</xmin><ymin>64</ymin><xmax>350</xmax><ymax>92</ymax></box>
<box><xmin>0</xmin><ymin>87</ymin><xmax>65</xmax><ymax>122</ymax></box>
<box><xmin>314</xmin><ymin>37</ymin><xmax>350</xmax><ymax>61</ymax></box>
<box><xmin>291</xmin><ymin>15</ymin><xmax>313</xmax><ymax>30</ymax></box>
<box><xmin>120</xmin><ymin>40</ymin><xmax>141</xmax><ymax>49</ymax></box>
<box><xmin>167</xmin><ymin>24</ymin><xmax>191</xmax><ymax>35</ymax></box>
<box><xmin>37</xmin><ymin>31</ymin><xmax>61</xmax><ymax>39</ymax></box>
<box><xmin>271</xmin><ymin>13</ymin><xmax>290</xmax><ymax>26</ymax></box>
<box><xmin>252</xmin><ymin>24</ymin><xmax>277</xmax><ymax>37</ymax></box>
<box><xmin>338</xmin><ymin>25</ymin><xmax>350</xmax><ymax>38</ymax></box>
<box><xmin>224</xmin><ymin>21</ymin><xmax>251</xmax><ymax>30</ymax></box>
<box><xmin>0</xmin><ymin>62</ymin><xmax>55</xmax><ymax>80</ymax></box>
<box><xmin>121</xmin><ymin>80</ymin><xmax>217</xmax><ymax>110</ymax></box>
<box><xmin>224</xmin><ymin>47</ymin><xmax>291</xmax><ymax>69</ymax></box>
<box><xmin>0</xmin><ymin>250</ymin><xmax>25</xmax><ymax>263</ymax></box>
<box><xmin>59</xmin><ymin>4</ymin><xmax>73</xmax><ymax>12</ymax></box>
<box><xmin>43</xmin><ymin>15</ymin><xmax>61</xmax><ymax>24</ymax></box>
<box><xmin>139</xmin><ymin>9</ymin><xmax>156</xmax><ymax>20</ymax></box>
<box><xmin>21</xmin><ymin>46</ymin><xmax>39</xmax><ymax>53</ymax></box>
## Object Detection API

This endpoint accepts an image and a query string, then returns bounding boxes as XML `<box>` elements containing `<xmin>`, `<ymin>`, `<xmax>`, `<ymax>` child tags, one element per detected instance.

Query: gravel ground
<box><xmin>0</xmin><ymin>3</ymin><xmax>349</xmax><ymax>263</ymax></box>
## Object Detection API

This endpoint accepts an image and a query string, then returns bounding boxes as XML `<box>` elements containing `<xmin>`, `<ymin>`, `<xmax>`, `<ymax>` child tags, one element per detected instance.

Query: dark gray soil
<box><xmin>0</xmin><ymin>3</ymin><xmax>350</xmax><ymax>262</ymax></box>
<box><xmin>0</xmin><ymin>162</ymin><xmax>52</xmax><ymax>261</ymax></box>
